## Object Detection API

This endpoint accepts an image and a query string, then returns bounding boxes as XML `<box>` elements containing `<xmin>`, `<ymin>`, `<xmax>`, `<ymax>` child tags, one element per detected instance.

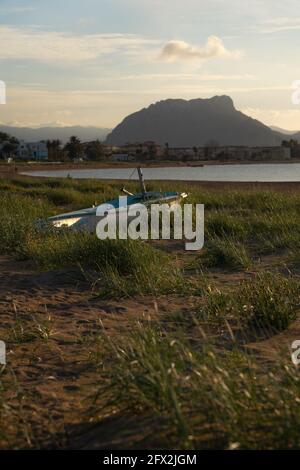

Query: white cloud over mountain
<box><xmin>159</xmin><ymin>36</ymin><xmax>241</xmax><ymax>62</ymax></box>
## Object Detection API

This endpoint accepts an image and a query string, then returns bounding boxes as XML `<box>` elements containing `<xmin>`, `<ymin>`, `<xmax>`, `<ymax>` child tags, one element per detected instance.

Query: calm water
<box><xmin>22</xmin><ymin>163</ymin><xmax>300</xmax><ymax>182</ymax></box>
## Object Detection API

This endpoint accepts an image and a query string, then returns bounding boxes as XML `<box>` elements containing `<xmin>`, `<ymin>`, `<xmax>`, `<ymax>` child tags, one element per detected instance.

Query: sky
<box><xmin>1</xmin><ymin>0</ymin><xmax>300</xmax><ymax>130</ymax></box>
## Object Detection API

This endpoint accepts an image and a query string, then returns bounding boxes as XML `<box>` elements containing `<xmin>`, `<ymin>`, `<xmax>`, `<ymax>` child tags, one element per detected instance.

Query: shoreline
<box><xmin>1</xmin><ymin>162</ymin><xmax>300</xmax><ymax>190</ymax></box>
<box><xmin>1</xmin><ymin>158</ymin><xmax>300</xmax><ymax>175</ymax></box>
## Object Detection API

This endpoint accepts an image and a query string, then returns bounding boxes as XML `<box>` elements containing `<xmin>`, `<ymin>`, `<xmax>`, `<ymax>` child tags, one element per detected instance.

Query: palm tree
<box><xmin>46</xmin><ymin>139</ymin><xmax>62</xmax><ymax>161</ymax></box>
<box><xmin>64</xmin><ymin>136</ymin><xmax>83</xmax><ymax>160</ymax></box>
<box><xmin>85</xmin><ymin>140</ymin><xmax>105</xmax><ymax>161</ymax></box>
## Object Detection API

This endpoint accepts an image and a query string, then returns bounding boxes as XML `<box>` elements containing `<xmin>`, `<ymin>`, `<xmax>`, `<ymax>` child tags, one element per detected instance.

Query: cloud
<box><xmin>117</xmin><ymin>73</ymin><xmax>254</xmax><ymax>81</ymax></box>
<box><xmin>0</xmin><ymin>26</ymin><xmax>159</xmax><ymax>64</ymax></box>
<box><xmin>159</xmin><ymin>36</ymin><xmax>241</xmax><ymax>62</ymax></box>
<box><xmin>0</xmin><ymin>27</ymin><xmax>241</xmax><ymax>67</ymax></box>
<box><xmin>242</xmin><ymin>107</ymin><xmax>300</xmax><ymax>131</ymax></box>
<box><xmin>0</xmin><ymin>6</ymin><xmax>37</xmax><ymax>14</ymax></box>
<box><xmin>257</xmin><ymin>17</ymin><xmax>300</xmax><ymax>33</ymax></box>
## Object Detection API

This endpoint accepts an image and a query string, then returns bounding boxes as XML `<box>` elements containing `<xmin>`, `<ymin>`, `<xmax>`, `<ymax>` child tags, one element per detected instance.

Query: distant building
<box><xmin>108</xmin><ymin>144</ymin><xmax>291</xmax><ymax>162</ymax></box>
<box><xmin>115</xmin><ymin>142</ymin><xmax>164</xmax><ymax>159</ymax></box>
<box><xmin>169</xmin><ymin>148</ymin><xmax>198</xmax><ymax>160</ymax></box>
<box><xmin>202</xmin><ymin>145</ymin><xmax>291</xmax><ymax>161</ymax></box>
<box><xmin>17</xmin><ymin>141</ymin><xmax>48</xmax><ymax>160</ymax></box>
<box><xmin>141</xmin><ymin>141</ymin><xmax>164</xmax><ymax>157</ymax></box>
<box><xmin>111</xmin><ymin>153</ymin><xmax>134</xmax><ymax>162</ymax></box>
<box><xmin>252</xmin><ymin>146</ymin><xmax>291</xmax><ymax>160</ymax></box>
<box><xmin>102</xmin><ymin>145</ymin><xmax>120</xmax><ymax>156</ymax></box>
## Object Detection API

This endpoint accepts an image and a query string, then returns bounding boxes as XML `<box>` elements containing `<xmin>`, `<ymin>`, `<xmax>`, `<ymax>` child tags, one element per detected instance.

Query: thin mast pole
<box><xmin>137</xmin><ymin>166</ymin><xmax>146</xmax><ymax>195</ymax></box>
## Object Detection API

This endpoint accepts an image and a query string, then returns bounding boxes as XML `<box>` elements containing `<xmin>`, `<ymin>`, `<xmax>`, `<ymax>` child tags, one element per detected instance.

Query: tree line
<box><xmin>0</xmin><ymin>133</ymin><xmax>106</xmax><ymax>161</ymax></box>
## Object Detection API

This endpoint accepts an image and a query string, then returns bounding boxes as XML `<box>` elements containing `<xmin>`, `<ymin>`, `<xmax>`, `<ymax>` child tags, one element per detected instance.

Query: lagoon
<box><xmin>22</xmin><ymin>162</ymin><xmax>300</xmax><ymax>183</ymax></box>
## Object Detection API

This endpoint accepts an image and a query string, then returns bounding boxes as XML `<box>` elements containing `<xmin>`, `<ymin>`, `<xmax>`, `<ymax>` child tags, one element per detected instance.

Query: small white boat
<box><xmin>47</xmin><ymin>167</ymin><xmax>187</xmax><ymax>232</ymax></box>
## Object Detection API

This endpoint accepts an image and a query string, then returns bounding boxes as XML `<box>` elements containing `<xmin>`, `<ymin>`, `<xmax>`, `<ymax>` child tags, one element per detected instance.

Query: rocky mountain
<box><xmin>0</xmin><ymin>125</ymin><xmax>111</xmax><ymax>143</ymax></box>
<box><xmin>106</xmin><ymin>96</ymin><xmax>287</xmax><ymax>147</ymax></box>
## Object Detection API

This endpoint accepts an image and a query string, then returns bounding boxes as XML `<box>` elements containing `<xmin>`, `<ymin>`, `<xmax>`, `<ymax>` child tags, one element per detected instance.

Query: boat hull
<box><xmin>48</xmin><ymin>192</ymin><xmax>187</xmax><ymax>233</ymax></box>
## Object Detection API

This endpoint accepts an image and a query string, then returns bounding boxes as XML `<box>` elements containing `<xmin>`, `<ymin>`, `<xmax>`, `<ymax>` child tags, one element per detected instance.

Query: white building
<box><xmin>17</xmin><ymin>141</ymin><xmax>48</xmax><ymax>160</ymax></box>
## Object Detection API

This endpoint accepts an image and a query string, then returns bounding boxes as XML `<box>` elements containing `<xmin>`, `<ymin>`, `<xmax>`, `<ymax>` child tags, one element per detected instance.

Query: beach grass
<box><xmin>93</xmin><ymin>318</ymin><xmax>300</xmax><ymax>449</ymax></box>
<box><xmin>23</xmin><ymin>231</ymin><xmax>185</xmax><ymax>296</ymax></box>
<box><xmin>0</xmin><ymin>176</ymin><xmax>299</xmax><ymax>285</ymax></box>
<box><xmin>0</xmin><ymin>175</ymin><xmax>299</xmax><ymax>449</ymax></box>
